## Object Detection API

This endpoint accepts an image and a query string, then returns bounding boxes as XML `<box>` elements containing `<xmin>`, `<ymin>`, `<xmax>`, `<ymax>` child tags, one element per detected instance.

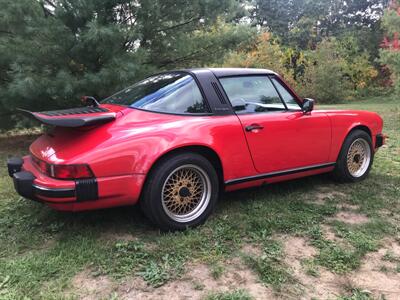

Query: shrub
<box><xmin>300</xmin><ymin>39</ymin><xmax>353</xmax><ymax>103</ymax></box>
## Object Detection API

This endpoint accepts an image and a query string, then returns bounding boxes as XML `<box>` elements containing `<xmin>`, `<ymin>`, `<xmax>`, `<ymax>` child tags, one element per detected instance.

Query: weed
<box><xmin>137</xmin><ymin>254</ymin><xmax>185</xmax><ymax>287</ymax></box>
<box><xmin>301</xmin><ymin>258</ymin><xmax>319</xmax><ymax>277</ymax></box>
<box><xmin>211</xmin><ymin>263</ymin><xmax>224</xmax><ymax>279</ymax></box>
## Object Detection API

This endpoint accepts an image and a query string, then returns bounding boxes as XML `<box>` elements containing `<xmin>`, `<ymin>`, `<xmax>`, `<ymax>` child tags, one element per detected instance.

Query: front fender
<box><xmin>326</xmin><ymin>110</ymin><xmax>383</xmax><ymax>162</ymax></box>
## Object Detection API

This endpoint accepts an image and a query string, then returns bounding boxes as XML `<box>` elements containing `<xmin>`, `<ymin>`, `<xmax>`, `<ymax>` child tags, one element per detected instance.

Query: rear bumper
<box><xmin>8</xmin><ymin>157</ymin><xmax>96</xmax><ymax>203</ymax></box>
<box><xmin>12</xmin><ymin>170</ymin><xmax>75</xmax><ymax>201</ymax></box>
<box><xmin>7</xmin><ymin>156</ymin><xmax>145</xmax><ymax>211</ymax></box>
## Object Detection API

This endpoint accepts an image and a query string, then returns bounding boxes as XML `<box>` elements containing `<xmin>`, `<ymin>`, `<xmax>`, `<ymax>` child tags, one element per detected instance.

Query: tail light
<box><xmin>51</xmin><ymin>164</ymin><xmax>93</xmax><ymax>179</ymax></box>
<box><xmin>31</xmin><ymin>155</ymin><xmax>93</xmax><ymax>179</ymax></box>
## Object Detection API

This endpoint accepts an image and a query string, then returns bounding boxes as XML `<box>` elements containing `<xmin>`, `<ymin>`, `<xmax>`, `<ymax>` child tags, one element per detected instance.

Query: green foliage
<box><xmin>336</xmin><ymin>33</ymin><xmax>380</xmax><ymax>90</ymax></box>
<box><xmin>379</xmin><ymin>3</ymin><xmax>400</xmax><ymax>95</ymax></box>
<box><xmin>380</xmin><ymin>50</ymin><xmax>400</xmax><ymax>94</ymax></box>
<box><xmin>0</xmin><ymin>0</ymin><xmax>396</xmax><ymax>130</ymax></box>
<box><xmin>382</xmin><ymin>7</ymin><xmax>400</xmax><ymax>36</ymax></box>
<box><xmin>252</xmin><ymin>0</ymin><xmax>386</xmax><ymax>49</ymax></box>
<box><xmin>300</xmin><ymin>39</ymin><xmax>352</xmax><ymax>103</ymax></box>
<box><xmin>221</xmin><ymin>32</ymin><xmax>296</xmax><ymax>86</ymax></box>
<box><xmin>221</xmin><ymin>30</ymin><xmax>380</xmax><ymax>103</ymax></box>
<box><xmin>0</xmin><ymin>0</ymin><xmax>254</xmax><ymax>129</ymax></box>
<box><xmin>241</xmin><ymin>0</ymin><xmax>387</xmax><ymax>102</ymax></box>
<box><xmin>300</xmin><ymin>37</ymin><xmax>379</xmax><ymax>102</ymax></box>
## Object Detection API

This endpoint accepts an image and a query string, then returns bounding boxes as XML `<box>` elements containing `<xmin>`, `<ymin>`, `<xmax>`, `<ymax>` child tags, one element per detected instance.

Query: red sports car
<box><xmin>7</xmin><ymin>68</ymin><xmax>385</xmax><ymax>230</ymax></box>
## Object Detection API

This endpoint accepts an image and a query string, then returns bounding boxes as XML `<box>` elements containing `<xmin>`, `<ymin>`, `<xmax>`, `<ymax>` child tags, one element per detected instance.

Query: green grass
<box><xmin>243</xmin><ymin>239</ymin><xmax>293</xmax><ymax>290</ymax></box>
<box><xmin>205</xmin><ymin>289</ymin><xmax>253</xmax><ymax>300</ymax></box>
<box><xmin>308</xmin><ymin>225</ymin><xmax>364</xmax><ymax>274</ymax></box>
<box><xmin>0</xmin><ymin>96</ymin><xmax>399</xmax><ymax>298</ymax></box>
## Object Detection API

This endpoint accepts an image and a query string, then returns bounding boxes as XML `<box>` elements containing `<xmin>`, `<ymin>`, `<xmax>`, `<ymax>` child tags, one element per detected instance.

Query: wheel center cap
<box><xmin>353</xmin><ymin>154</ymin><xmax>361</xmax><ymax>163</ymax></box>
<box><xmin>179</xmin><ymin>187</ymin><xmax>191</xmax><ymax>197</ymax></box>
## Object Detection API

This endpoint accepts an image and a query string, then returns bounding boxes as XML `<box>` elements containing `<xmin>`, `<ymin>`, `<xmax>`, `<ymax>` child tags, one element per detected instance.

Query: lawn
<box><xmin>0</xmin><ymin>96</ymin><xmax>399</xmax><ymax>300</ymax></box>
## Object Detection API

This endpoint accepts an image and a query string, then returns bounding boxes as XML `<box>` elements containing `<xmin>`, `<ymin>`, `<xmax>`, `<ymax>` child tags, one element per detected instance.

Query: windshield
<box><xmin>102</xmin><ymin>72</ymin><xmax>209</xmax><ymax>114</ymax></box>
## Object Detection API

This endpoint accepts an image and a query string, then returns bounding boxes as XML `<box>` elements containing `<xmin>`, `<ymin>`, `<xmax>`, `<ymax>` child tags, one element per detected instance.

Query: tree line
<box><xmin>0</xmin><ymin>0</ymin><xmax>399</xmax><ymax>129</ymax></box>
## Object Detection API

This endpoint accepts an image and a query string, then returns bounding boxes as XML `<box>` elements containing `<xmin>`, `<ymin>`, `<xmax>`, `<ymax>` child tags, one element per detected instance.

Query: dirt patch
<box><xmin>385</xmin><ymin>239</ymin><xmax>400</xmax><ymax>256</ymax></box>
<box><xmin>69</xmin><ymin>270</ymin><xmax>114</xmax><ymax>300</ymax></box>
<box><xmin>241</xmin><ymin>243</ymin><xmax>263</xmax><ymax>257</ymax></box>
<box><xmin>321</xmin><ymin>224</ymin><xmax>338</xmax><ymax>242</ymax></box>
<box><xmin>68</xmin><ymin>261</ymin><xmax>273</xmax><ymax>300</ymax></box>
<box><xmin>302</xmin><ymin>270</ymin><xmax>347</xmax><ymax>300</ymax></box>
<box><xmin>282</xmin><ymin>236</ymin><xmax>317</xmax><ymax>259</ymax></box>
<box><xmin>118</xmin><ymin>261</ymin><xmax>273</xmax><ymax>300</ymax></box>
<box><xmin>101</xmin><ymin>230</ymin><xmax>138</xmax><ymax>242</ymax></box>
<box><xmin>348</xmin><ymin>240</ymin><xmax>400</xmax><ymax>300</ymax></box>
<box><xmin>332</xmin><ymin>211</ymin><xmax>369</xmax><ymax>224</ymax></box>
<box><xmin>282</xmin><ymin>236</ymin><xmax>344</xmax><ymax>299</ymax></box>
<box><xmin>309</xmin><ymin>188</ymin><xmax>347</xmax><ymax>205</ymax></box>
<box><xmin>381</xmin><ymin>209</ymin><xmax>400</xmax><ymax>229</ymax></box>
<box><xmin>67</xmin><ymin>239</ymin><xmax>400</xmax><ymax>300</ymax></box>
<box><xmin>337</xmin><ymin>203</ymin><xmax>360</xmax><ymax>211</ymax></box>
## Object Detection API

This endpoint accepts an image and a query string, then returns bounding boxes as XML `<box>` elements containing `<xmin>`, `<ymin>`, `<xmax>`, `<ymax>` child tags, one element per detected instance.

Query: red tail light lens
<box><xmin>52</xmin><ymin>164</ymin><xmax>93</xmax><ymax>179</ymax></box>
<box><xmin>32</xmin><ymin>156</ymin><xmax>49</xmax><ymax>174</ymax></box>
<box><xmin>31</xmin><ymin>156</ymin><xmax>93</xmax><ymax>179</ymax></box>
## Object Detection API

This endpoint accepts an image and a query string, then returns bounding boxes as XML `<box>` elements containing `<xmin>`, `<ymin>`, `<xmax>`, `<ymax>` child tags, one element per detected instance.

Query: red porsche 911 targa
<box><xmin>7</xmin><ymin>68</ymin><xmax>385</xmax><ymax>230</ymax></box>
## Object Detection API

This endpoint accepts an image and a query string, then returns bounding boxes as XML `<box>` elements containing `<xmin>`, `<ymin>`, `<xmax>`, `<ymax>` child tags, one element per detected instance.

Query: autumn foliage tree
<box><xmin>222</xmin><ymin>33</ymin><xmax>296</xmax><ymax>85</ymax></box>
<box><xmin>380</xmin><ymin>0</ymin><xmax>400</xmax><ymax>94</ymax></box>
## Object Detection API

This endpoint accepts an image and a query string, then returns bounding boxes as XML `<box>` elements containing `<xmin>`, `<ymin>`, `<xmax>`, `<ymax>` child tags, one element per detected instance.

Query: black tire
<box><xmin>140</xmin><ymin>152</ymin><xmax>219</xmax><ymax>231</ymax></box>
<box><xmin>332</xmin><ymin>129</ymin><xmax>374</xmax><ymax>183</ymax></box>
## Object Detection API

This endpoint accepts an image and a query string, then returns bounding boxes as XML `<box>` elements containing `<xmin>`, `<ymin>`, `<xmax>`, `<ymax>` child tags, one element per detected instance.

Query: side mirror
<box><xmin>302</xmin><ymin>98</ymin><xmax>314</xmax><ymax>114</ymax></box>
<box><xmin>81</xmin><ymin>96</ymin><xmax>100</xmax><ymax>107</ymax></box>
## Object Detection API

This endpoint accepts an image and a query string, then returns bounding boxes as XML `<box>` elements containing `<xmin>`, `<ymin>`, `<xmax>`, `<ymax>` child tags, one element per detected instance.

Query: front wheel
<box><xmin>140</xmin><ymin>153</ymin><xmax>219</xmax><ymax>231</ymax></box>
<box><xmin>332</xmin><ymin>129</ymin><xmax>373</xmax><ymax>183</ymax></box>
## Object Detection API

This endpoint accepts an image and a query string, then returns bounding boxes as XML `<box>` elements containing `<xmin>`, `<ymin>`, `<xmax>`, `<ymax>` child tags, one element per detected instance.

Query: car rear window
<box><xmin>102</xmin><ymin>72</ymin><xmax>209</xmax><ymax>115</ymax></box>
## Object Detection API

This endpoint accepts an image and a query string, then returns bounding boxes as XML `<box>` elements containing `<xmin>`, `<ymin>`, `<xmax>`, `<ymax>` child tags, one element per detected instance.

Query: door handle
<box><xmin>245</xmin><ymin>124</ymin><xmax>264</xmax><ymax>132</ymax></box>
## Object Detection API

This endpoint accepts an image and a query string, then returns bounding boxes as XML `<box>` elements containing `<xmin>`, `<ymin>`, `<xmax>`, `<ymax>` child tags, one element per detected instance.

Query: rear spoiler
<box><xmin>18</xmin><ymin>107</ymin><xmax>116</xmax><ymax>128</ymax></box>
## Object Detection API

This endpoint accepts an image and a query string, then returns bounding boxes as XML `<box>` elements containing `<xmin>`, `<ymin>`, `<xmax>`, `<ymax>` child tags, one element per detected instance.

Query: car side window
<box><xmin>103</xmin><ymin>73</ymin><xmax>210</xmax><ymax>115</ymax></box>
<box><xmin>270</xmin><ymin>77</ymin><xmax>301</xmax><ymax>110</ymax></box>
<box><xmin>219</xmin><ymin>76</ymin><xmax>286</xmax><ymax>114</ymax></box>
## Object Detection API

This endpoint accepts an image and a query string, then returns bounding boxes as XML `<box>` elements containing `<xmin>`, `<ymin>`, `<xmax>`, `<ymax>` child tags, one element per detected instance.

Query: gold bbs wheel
<box><xmin>346</xmin><ymin>138</ymin><xmax>371</xmax><ymax>178</ymax></box>
<box><xmin>161</xmin><ymin>164</ymin><xmax>211</xmax><ymax>223</ymax></box>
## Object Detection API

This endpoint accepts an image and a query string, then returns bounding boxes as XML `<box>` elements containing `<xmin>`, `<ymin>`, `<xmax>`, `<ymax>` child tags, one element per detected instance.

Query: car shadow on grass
<box><xmin>48</xmin><ymin>172</ymin><xmax>336</xmax><ymax>236</ymax></box>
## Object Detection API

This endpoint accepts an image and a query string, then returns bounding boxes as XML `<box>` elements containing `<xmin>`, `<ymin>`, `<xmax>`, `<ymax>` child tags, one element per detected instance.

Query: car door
<box><xmin>219</xmin><ymin>75</ymin><xmax>331</xmax><ymax>174</ymax></box>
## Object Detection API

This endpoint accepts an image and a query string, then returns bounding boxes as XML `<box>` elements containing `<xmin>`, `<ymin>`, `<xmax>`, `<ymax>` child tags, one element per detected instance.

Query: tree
<box><xmin>0</xmin><ymin>0</ymin><xmax>254</xmax><ymax>129</ymax></box>
<box><xmin>300</xmin><ymin>39</ymin><xmax>352</xmax><ymax>103</ymax></box>
<box><xmin>379</xmin><ymin>0</ymin><xmax>400</xmax><ymax>94</ymax></box>
<box><xmin>221</xmin><ymin>32</ymin><xmax>298</xmax><ymax>87</ymax></box>
<box><xmin>251</xmin><ymin>0</ymin><xmax>389</xmax><ymax>49</ymax></box>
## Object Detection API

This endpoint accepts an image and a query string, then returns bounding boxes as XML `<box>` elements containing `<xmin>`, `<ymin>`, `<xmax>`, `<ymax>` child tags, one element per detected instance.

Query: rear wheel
<box><xmin>140</xmin><ymin>153</ymin><xmax>219</xmax><ymax>231</ymax></box>
<box><xmin>332</xmin><ymin>129</ymin><xmax>373</xmax><ymax>182</ymax></box>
